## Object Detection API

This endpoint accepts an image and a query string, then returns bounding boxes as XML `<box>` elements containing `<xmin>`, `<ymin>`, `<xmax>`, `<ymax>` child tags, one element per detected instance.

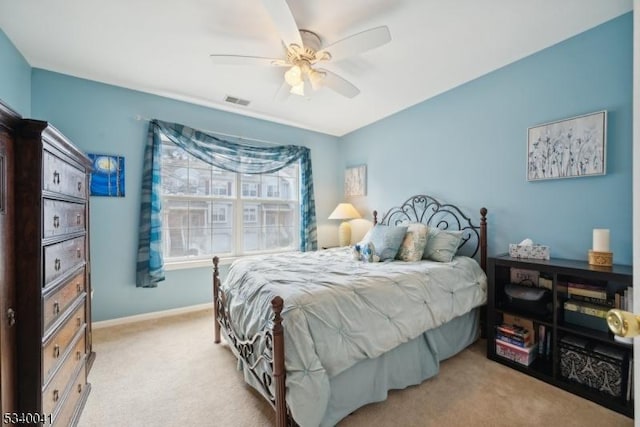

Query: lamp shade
<box><xmin>328</xmin><ymin>203</ymin><xmax>361</xmax><ymax>220</ymax></box>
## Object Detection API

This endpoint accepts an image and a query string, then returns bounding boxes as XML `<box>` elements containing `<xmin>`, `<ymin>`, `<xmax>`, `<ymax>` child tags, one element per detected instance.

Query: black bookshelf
<box><xmin>487</xmin><ymin>254</ymin><xmax>634</xmax><ymax>418</ymax></box>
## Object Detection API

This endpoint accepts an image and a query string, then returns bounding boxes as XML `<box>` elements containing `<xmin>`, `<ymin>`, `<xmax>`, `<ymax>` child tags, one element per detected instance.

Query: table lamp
<box><xmin>329</xmin><ymin>203</ymin><xmax>361</xmax><ymax>246</ymax></box>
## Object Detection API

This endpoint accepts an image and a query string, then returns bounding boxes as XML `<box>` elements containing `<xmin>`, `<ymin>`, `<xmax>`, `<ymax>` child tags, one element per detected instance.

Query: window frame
<box><xmin>161</xmin><ymin>142</ymin><xmax>301</xmax><ymax>269</ymax></box>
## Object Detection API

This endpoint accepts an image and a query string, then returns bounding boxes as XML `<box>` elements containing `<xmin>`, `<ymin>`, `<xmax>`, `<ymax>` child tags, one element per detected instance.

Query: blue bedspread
<box><xmin>222</xmin><ymin>247</ymin><xmax>487</xmax><ymax>426</ymax></box>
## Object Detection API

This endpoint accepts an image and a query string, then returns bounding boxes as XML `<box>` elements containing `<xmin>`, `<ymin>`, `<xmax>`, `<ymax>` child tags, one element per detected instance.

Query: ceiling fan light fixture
<box><xmin>290</xmin><ymin>81</ymin><xmax>305</xmax><ymax>96</ymax></box>
<box><xmin>308</xmin><ymin>69</ymin><xmax>325</xmax><ymax>90</ymax></box>
<box><xmin>284</xmin><ymin>65</ymin><xmax>302</xmax><ymax>86</ymax></box>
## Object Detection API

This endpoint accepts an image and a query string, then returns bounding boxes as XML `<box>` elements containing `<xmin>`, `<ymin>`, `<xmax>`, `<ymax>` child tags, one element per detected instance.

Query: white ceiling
<box><xmin>0</xmin><ymin>0</ymin><xmax>633</xmax><ymax>136</ymax></box>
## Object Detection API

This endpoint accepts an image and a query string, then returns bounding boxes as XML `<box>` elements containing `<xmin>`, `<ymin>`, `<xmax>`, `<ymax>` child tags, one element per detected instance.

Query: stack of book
<box><xmin>495</xmin><ymin>323</ymin><xmax>538</xmax><ymax>366</ymax></box>
<box><xmin>537</xmin><ymin>324</ymin><xmax>552</xmax><ymax>359</ymax></box>
<box><xmin>616</xmin><ymin>285</ymin><xmax>634</xmax><ymax>311</ymax></box>
<box><xmin>563</xmin><ymin>282</ymin><xmax>611</xmax><ymax>333</ymax></box>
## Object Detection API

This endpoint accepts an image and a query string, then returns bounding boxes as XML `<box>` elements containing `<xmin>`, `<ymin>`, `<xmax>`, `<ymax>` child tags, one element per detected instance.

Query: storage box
<box><xmin>509</xmin><ymin>268</ymin><xmax>540</xmax><ymax>286</ymax></box>
<box><xmin>504</xmin><ymin>283</ymin><xmax>552</xmax><ymax>317</ymax></box>
<box><xmin>563</xmin><ymin>309</ymin><xmax>609</xmax><ymax>333</ymax></box>
<box><xmin>559</xmin><ymin>335</ymin><xmax>628</xmax><ymax>398</ymax></box>
<box><xmin>509</xmin><ymin>244</ymin><xmax>550</xmax><ymax>260</ymax></box>
<box><xmin>496</xmin><ymin>339</ymin><xmax>538</xmax><ymax>366</ymax></box>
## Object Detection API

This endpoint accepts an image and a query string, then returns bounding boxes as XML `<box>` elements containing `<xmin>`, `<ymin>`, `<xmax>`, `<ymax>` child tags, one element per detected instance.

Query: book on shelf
<box><xmin>567</xmin><ymin>284</ymin><xmax>607</xmax><ymax>300</ymax></box>
<box><xmin>556</xmin><ymin>280</ymin><xmax>568</xmax><ymax>294</ymax></box>
<box><xmin>538</xmin><ymin>274</ymin><xmax>553</xmax><ymax>290</ymax></box>
<box><xmin>533</xmin><ymin>324</ymin><xmax>552</xmax><ymax>359</ymax></box>
<box><xmin>563</xmin><ymin>300</ymin><xmax>609</xmax><ymax>318</ymax></box>
<box><xmin>537</xmin><ymin>324</ymin><xmax>546</xmax><ymax>357</ymax></box>
<box><xmin>567</xmin><ymin>293</ymin><xmax>613</xmax><ymax>307</ymax></box>
<box><xmin>627</xmin><ymin>355</ymin><xmax>634</xmax><ymax>402</ymax></box>
<box><xmin>544</xmin><ymin>329</ymin><xmax>552</xmax><ymax>359</ymax></box>
<box><xmin>613</xmin><ymin>286</ymin><xmax>633</xmax><ymax>310</ymax></box>
<box><xmin>496</xmin><ymin>332</ymin><xmax>531</xmax><ymax>347</ymax></box>
<box><xmin>496</xmin><ymin>324</ymin><xmax>531</xmax><ymax>341</ymax></box>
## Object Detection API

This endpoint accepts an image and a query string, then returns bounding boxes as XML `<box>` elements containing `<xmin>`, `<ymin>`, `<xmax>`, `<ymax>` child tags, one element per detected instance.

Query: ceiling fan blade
<box><xmin>210</xmin><ymin>54</ymin><xmax>289</xmax><ymax>67</ymax></box>
<box><xmin>318</xmin><ymin>69</ymin><xmax>360</xmax><ymax>98</ymax></box>
<box><xmin>319</xmin><ymin>26</ymin><xmax>391</xmax><ymax>62</ymax></box>
<box><xmin>262</xmin><ymin>0</ymin><xmax>303</xmax><ymax>48</ymax></box>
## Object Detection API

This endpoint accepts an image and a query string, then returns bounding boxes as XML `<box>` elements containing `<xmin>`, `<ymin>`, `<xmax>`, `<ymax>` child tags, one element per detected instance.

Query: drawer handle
<box><xmin>77</xmin><ymin>383</ymin><xmax>82</xmax><ymax>394</ymax></box>
<box><xmin>76</xmin><ymin>350</ymin><xmax>81</xmax><ymax>361</ymax></box>
<box><xmin>76</xmin><ymin>213</ymin><xmax>81</xmax><ymax>225</ymax></box>
<box><xmin>54</xmin><ymin>259</ymin><xmax>61</xmax><ymax>271</ymax></box>
<box><xmin>53</xmin><ymin>345</ymin><xmax>60</xmax><ymax>358</ymax></box>
<box><xmin>6</xmin><ymin>308</ymin><xmax>15</xmax><ymax>327</ymax></box>
<box><xmin>76</xmin><ymin>248</ymin><xmax>82</xmax><ymax>258</ymax></box>
<box><xmin>76</xmin><ymin>282</ymin><xmax>81</xmax><ymax>293</ymax></box>
<box><xmin>53</xmin><ymin>171</ymin><xmax>60</xmax><ymax>185</ymax></box>
<box><xmin>53</xmin><ymin>389</ymin><xmax>59</xmax><ymax>402</ymax></box>
<box><xmin>53</xmin><ymin>215</ymin><xmax>60</xmax><ymax>228</ymax></box>
<box><xmin>53</xmin><ymin>301</ymin><xmax>60</xmax><ymax>316</ymax></box>
<box><xmin>77</xmin><ymin>181</ymin><xmax>82</xmax><ymax>192</ymax></box>
<box><xmin>76</xmin><ymin>317</ymin><xmax>81</xmax><ymax>327</ymax></box>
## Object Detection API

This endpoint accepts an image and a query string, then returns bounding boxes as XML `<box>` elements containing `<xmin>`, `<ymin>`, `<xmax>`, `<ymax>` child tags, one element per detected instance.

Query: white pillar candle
<box><xmin>593</xmin><ymin>228</ymin><xmax>610</xmax><ymax>252</ymax></box>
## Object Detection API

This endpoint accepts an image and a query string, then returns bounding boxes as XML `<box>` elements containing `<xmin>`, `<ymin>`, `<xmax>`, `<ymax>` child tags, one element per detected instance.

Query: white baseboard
<box><xmin>92</xmin><ymin>303</ymin><xmax>212</xmax><ymax>329</ymax></box>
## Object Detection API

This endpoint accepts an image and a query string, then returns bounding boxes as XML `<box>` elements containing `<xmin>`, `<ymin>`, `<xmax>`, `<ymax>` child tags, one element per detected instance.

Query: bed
<box><xmin>212</xmin><ymin>194</ymin><xmax>488</xmax><ymax>426</ymax></box>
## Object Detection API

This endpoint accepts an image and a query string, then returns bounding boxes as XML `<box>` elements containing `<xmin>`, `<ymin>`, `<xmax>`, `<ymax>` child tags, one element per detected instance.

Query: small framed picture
<box><xmin>88</xmin><ymin>153</ymin><xmax>125</xmax><ymax>197</ymax></box>
<box><xmin>527</xmin><ymin>110</ymin><xmax>606</xmax><ymax>181</ymax></box>
<box><xmin>345</xmin><ymin>165</ymin><xmax>367</xmax><ymax>197</ymax></box>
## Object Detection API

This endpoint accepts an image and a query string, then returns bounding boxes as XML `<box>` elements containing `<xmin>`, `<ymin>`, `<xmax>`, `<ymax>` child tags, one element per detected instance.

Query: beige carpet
<box><xmin>78</xmin><ymin>309</ymin><xmax>633</xmax><ymax>427</ymax></box>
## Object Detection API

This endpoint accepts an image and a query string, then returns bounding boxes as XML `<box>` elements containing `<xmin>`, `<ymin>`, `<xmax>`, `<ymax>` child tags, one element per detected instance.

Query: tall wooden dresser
<box><xmin>14</xmin><ymin>120</ymin><xmax>94</xmax><ymax>426</ymax></box>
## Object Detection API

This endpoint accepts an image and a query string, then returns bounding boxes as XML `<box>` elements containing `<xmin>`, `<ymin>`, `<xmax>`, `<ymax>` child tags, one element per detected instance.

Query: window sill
<box><xmin>164</xmin><ymin>258</ymin><xmax>219</xmax><ymax>270</ymax></box>
<box><xmin>164</xmin><ymin>249</ymin><xmax>299</xmax><ymax>271</ymax></box>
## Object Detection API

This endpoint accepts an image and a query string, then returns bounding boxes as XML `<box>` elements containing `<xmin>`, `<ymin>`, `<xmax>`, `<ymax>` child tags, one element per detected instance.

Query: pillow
<box><xmin>359</xmin><ymin>224</ymin><xmax>408</xmax><ymax>261</ymax></box>
<box><xmin>423</xmin><ymin>228</ymin><xmax>463</xmax><ymax>262</ymax></box>
<box><xmin>396</xmin><ymin>222</ymin><xmax>428</xmax><ymax>262</ymax></box>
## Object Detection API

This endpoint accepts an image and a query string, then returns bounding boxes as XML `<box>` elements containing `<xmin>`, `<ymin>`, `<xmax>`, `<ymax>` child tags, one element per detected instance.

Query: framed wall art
<box><xmin>344</xmin><ymin>164</ymin><xmax>367</xmax><ymax>197</ymax></box>
<box><xmin>88</xmin><ymin>153</ymin><xmax>125</xmax><ymax>196</ymax></box>
<box><xmin>527</xmin><ymin>110</ymin><xmax>606</xmax><ymax>181</ymax></box>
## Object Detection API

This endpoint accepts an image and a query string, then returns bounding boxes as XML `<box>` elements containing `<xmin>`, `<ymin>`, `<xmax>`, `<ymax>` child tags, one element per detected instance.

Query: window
<box><xmin>211</xmin><ymin>206</ymin><xmax>227</xmax><ymax>223</ymax></box>
<box><xmin>160</xmin><ymin>140</ymin><xmax>300</xmax><ymax>263</ymax></box>
<box><xmin>242</xmin><ymin>181</ymin><xmax>258</xmax><ymax>198</ymax></box>
<box><xmin>244</xmin><ymin>205</ymin><xmax>258</xmax><ymax>223</ymax></box>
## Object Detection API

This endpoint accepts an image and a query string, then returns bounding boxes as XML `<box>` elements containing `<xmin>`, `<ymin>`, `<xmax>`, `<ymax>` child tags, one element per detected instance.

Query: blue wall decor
<box><xmin>88</xmin><ymin>153</ymin><xmax>125</xmax><ymax>197</ymax></box>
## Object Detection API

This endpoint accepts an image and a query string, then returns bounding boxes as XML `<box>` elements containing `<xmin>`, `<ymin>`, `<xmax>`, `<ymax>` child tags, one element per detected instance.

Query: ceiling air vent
<box><xmin>224</xmin><ymin>95</ymin><xmax>250</xmax><ymax>106</ymax></box>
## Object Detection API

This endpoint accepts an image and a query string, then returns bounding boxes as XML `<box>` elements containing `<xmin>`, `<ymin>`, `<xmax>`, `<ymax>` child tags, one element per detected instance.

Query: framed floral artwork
<box><xmin>527</xmin><ymin>110</ymin><xmax>606</xmax><ymax>181</ymax></box>
<box><xmin>345</xmin><ymin>165</ymin><xmax>366</xmax><ymax>197</ymax></box>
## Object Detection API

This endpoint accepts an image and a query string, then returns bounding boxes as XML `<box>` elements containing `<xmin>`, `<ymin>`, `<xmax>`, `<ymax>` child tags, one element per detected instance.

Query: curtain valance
<box><xmin>136</xmin><ymin>120</ymin><xmax>317</xmax><ymax>287</ymax></box>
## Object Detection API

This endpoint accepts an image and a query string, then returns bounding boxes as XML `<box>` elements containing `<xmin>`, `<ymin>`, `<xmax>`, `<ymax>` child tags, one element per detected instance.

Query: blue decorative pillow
<box><xmin>360</xmin><ymin>225</ymin><xmax>408</xmax><ymax>261</ymax></box>
<box><xmin>422</xmin><ymin>228</ymin><xmax>463</xmax><ymax>262</ymax></box>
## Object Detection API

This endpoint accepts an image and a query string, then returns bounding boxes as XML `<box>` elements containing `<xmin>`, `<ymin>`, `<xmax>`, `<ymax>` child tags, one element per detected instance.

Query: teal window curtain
<box><xmin>136</xmin><ymin>119</ymin><xmax>318</xmax><ymax>287</ymax></box>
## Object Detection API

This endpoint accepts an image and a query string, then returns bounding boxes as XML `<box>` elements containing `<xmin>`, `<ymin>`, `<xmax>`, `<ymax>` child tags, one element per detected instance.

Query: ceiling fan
<box><xmin>210</xmin><ymin>0</ymin><xmax>391</xmax><ymax>99</ymax></box>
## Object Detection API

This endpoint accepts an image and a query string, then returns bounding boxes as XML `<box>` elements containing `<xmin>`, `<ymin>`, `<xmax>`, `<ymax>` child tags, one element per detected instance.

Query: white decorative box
<box><xmin>496</xmin><ymin>339</ymin><xmax>538</xmax><ymax>366</ymax></box>
<box><xmin>508</xmin><ymin>244</ymin><xmax>550</xmax><ymax>260</ymax></box>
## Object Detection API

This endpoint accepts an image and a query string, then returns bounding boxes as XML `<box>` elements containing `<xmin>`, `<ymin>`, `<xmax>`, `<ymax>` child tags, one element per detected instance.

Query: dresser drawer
<box><xmin>43</xmin><ymin>151</ymin><xmax>87</xmax><ymax>200</ymax></box>
<box><xmin>43</xmin><ymin>236</ymin><xmax>85</xmax><ymax>286</ymax></box>
<box><xmin>43</xmin><ymin>302</ymin><xmax>85</xmax><ymax>383</ymax></box>
<box><xmin>43</xmin><ymin>270</ymin><xmax>85</xmax><ymax>332</ymax></box>
<box><xmin>42</xmin><ymin>331</ymin><xmax>85</xmax><ymax>417</ymax></box>
<box><xmin>43</xmin><ymin>199</ymin><xmax>86</xmax><ymax>239</ymax></box>
<box><xmin>52</xmin><ymin>361</ymin><xmax>87</xmax><ymax>427</ymax></box>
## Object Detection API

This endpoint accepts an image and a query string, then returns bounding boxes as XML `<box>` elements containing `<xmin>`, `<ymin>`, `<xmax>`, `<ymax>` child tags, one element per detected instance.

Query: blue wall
<box><xmin>31</xmin><ymin>71</ymin><xmax>340</xmax><ymax>321</ymax></box>
<box><xmin>0</xmin><ymin>29</ymin><xmax>31</xmax><ymax>116</ymax></box>
<box><xmin>1</xmin><ymin>13</ymin><xmax>633</xmax><ymax>321</ymax></box>
<box><xmin>340</xmin><ymin>13</ymin><xmax>633</xmax><ymax>265</ymax></box>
